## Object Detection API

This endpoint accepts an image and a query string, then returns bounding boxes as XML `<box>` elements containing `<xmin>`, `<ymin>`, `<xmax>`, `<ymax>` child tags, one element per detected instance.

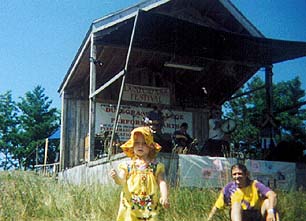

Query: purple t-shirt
<box><xmin>215</xmin><ymin>180</ymin><xmax>271</xmax><ymax>210</ymax></box>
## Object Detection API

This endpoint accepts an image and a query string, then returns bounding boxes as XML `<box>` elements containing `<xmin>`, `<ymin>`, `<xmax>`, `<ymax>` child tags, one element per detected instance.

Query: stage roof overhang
<box><xmin>96</xmin><ymin>11</ymin><xmax>306</xmax><ymax>67</ymax></box>
<box><xmin>59</xmin><ymin>7</ymin><xmax>306</xmax><ymax>106</ymax></box>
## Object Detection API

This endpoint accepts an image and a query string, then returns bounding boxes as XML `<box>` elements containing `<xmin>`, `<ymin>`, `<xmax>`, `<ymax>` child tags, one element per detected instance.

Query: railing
<box><xmin>34</xmin><ymin>163</ymin><xmax>60</xmax><ymax>177</ymax></box>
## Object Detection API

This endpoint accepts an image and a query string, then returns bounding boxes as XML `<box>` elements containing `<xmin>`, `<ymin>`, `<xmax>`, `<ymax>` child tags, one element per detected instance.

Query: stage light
<box><xmin>164</xmin><ymin>62</ymin><xmax>204</xmax><ymax>71</ymax></box>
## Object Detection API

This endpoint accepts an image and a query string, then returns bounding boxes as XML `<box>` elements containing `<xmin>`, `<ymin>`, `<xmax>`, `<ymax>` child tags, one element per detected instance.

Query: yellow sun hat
<box><xmin>120</xmin><ymin>126</ymin><xmax>162</xmax><ymax>158</ymax></box>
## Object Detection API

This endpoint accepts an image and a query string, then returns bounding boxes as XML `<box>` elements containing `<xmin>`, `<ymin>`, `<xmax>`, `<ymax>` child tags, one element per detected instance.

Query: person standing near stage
<box><xmin>172</xmin><ymin>122</ymin><xmax>194</xmax><ymax>154</ymax></box>
<box><xmin>147</xmin><ymin>105</ymin><xmax>165</xmax><ymax>134</ymax></box>
<box><xmin>109</xmin><ymin>126</ymin><xmax>170</xmax><ymax>221</ymax></box>
<box><xmin>207</xmin><ymin>163</ymin><xmax>279</xmax><ymax>221</ymax></box>
<box><xmin>209</xmin><ymin>108</ymin><xmax>224</xmax><ymax>141</ymax></box>
<box><xmin>206</xmin><ymin>107</ymin><xmax>228</xmax><ymax>156</ymax></box>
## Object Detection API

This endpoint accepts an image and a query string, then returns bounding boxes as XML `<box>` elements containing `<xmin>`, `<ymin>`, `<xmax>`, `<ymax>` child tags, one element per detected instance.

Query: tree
<box><xmin>13</xmin><ymin>86</ymin><xmax>60</xmax><ymax>169</ymax></box>
<box><xmin>0</xmin><ymin>91</ymin><xmax>19</xmax><ymax>170</ymax></box>
<box><xmin>224</xmin><ymin>76</ymin><xmax>306</xmax><ymax>147</ymax></box>
<box><xmin>273</xmin><ymin>78</ymin><xmax>306</xmax><ymax>138</ymax></box>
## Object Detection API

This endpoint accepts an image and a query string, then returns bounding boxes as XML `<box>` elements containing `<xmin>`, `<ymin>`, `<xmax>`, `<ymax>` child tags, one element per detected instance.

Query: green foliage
<box><xmin>15</xmin><ymin>86</ymin><xmax>60</xmax><ymax>169</ymax></box>
<box><xmin>0</xmin><ymin>86</ymin><xmax>60</xmax><ymax>170</ymax></box>
<box><xmin>0</xmin><ymin>171</ymin><xmax>305</xmax><ymax>221</ymax></box>
<box><xmin>273</xmin><ymin>78</ymin><xmax>306</xmax><ymax>138</ymax></box>
<box><xmin>225</xmin><ymin>76</ymin><xmax>306</xmax><ymax>145</ymax></box>
<box><xmin>278</xmin><ymin>190</ymin><xmax>306</xmax><ymax>221</ymax></box>
<box><xmin>0</xmin><ymin>91</ymin><xmax>19</xmax><ymax>169</ymax></box>
<box><xmin>0</xmin><ymin>171</ymin><xmax>120</xmax><ymax>221</ymax></box>
<box><xmin>162</xmin><ymin>187</ymin><xmax>229</xmax><ymax>221</ymax></box>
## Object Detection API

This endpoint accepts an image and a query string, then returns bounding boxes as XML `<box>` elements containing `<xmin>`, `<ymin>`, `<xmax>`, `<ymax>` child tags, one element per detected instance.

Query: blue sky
<box><xmin>0</xmin><ymin>0</ymin><xmax>305</xmax><ymax>110</ymax></box>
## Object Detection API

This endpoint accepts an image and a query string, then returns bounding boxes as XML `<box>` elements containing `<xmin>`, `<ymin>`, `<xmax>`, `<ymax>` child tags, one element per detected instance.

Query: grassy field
<box><xmin>0</xmin><ymin>171</ymin><xmax>305</xmax><ymax>221</ymax></box>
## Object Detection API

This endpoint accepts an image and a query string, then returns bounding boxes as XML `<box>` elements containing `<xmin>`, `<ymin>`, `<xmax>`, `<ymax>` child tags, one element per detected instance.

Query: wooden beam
<box><xmin>108</xmin><ymin>10</ymin><xmax>140</xmax><ymax>161</ymax></box>
<box><xmin>44</xmin><ymin>138</ymin><xmax>49</xmax><ymax>174</ymax></box>
<box><xmin>88</xmin><ymin>33</ymin><xmax>97</xmax><ymax>163</ymax></box>
<box><xmin>265</xmin><ymin>65</ymin><xmax>273</xmax><ymax>115</ymax></box>
<box><xmin>229</xmin><ymin>85</ymin><xmax>265</xmax><ymax>100</ymax></box>
<box><xmin>44</xmin><ymin>138</ymin><xmax>49</xmax><ymax>166</ymax></box>
<box><xmin>59</xmin><ymin>91</ymin><xmax>66</xmax><ymax>171</ymax></box>
<box><xmin>275</xmin><ymin>101</ymin><xmax>306</xmax><ymax>114</ymax></box>
<box><xmin>89</xmin><ymin>69</ymin><xmax>125</xmax><ymax>99</ymax></box>
<box><xmin>59</xmin><ymin>35</ymin><xmax>91</xmax><ymax>95</ymax></box>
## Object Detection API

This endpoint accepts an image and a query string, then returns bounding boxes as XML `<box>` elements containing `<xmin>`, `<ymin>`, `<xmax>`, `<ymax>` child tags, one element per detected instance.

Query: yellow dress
<box><xmin>116</xmin><ymin>160</ymin><xmax>165</xmax><ymax>221</ymax></box>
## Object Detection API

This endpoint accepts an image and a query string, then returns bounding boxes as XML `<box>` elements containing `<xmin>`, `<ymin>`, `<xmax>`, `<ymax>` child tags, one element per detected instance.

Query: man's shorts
<box><xmin>242</xmin><ymin>210</ymin><xmax>263</xmax><ymax>221</ymax></box>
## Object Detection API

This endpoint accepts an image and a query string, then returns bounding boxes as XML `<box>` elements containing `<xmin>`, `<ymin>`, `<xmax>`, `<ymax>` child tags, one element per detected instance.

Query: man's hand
<box><xmin>266</xmin><ymin>210</ymin><xmax>276</xmax><ymax>221</ymax></box>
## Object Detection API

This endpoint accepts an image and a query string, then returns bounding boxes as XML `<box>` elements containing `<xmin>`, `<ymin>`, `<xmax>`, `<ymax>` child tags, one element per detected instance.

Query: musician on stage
<box><xmin>147</xmin><ymin>105</ymin><xmax>165</xmax><ymax>134</ymax></box>
<box><xmin>209</xmin><ymin>108</ymin><xmax>224</xmax><ymax>139</ymax></box>
<box><xmin>206</xmin><ymin>107</ymin><xmax>229</xmax><ymax>157</ymax></box>
<box><xmin>172</xmin><ymin>122</ymin><xmax>194</xmax><ymax>154</ymax></box>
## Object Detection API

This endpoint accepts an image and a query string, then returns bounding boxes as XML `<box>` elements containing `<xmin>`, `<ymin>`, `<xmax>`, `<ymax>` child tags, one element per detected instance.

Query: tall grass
<box><xmin>0</xmin><ymin>171</ymin><xmax>305</xmax><ymax>221</ymax></box>
<box><xmin>0</xmin><ymin>171</ymin><xmax>119</xmax><ymax>221</ymax></box>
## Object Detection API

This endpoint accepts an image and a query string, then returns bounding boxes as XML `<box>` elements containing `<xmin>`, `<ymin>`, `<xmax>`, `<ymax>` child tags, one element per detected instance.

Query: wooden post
<box><xmin>59</xmin><ymin>91</ymin><xmax>66</xmax><ymax>171</ymax></box>
<box><xmin>44</xmin><ymin>138</ymin><xmax>49</xmax><ymax>174</ymax></box>
<box><xmin>88</xmin><ymin>33</ymin><xmax>97</xmax><ymax>163</ymax></box>
<box><xmin>260</xmin><ymin>65</ymin><xmax>276</xmax><ymax>151</ymax></box>
<box><xmin>265</xmin><ymin>65</ymin><xmax>273</xmax><ymax>116</ymax></box>
<box><xmin>36</xmin><ymin>144</ymin><xmax>38</xmax><ymax>166</ymax></box>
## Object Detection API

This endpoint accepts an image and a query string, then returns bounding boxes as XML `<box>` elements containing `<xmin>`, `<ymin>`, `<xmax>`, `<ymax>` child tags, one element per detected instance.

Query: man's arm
<box><xmin>256</xmin><ymin>180</ymin><xmax>278</xmax><ymax>221</ymax></box>
<box><xmin>265</xmin><ymin>190</ymin><xmax>277</xmax><ymax>221</ymax></box>
<box><xmin>231</xmin><ymin>202</ymin><xmax>242</xmax><ymax>221</ymax></box>
<box><xmin>207</xmin><ymin>206</ymin><xmax>217</xmax><ymax>221</ymax></box>
<box><xmin>207</xmin><ymin>189</ymin><xmax>225</xmax><ymax>221</ymax></box>
<box><xmin>266</xmin><ymin>190</ymin><xmax>277</xmax><ymax>209</ymax></box>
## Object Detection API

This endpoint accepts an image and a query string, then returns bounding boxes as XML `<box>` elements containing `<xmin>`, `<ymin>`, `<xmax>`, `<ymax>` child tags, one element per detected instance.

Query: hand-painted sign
<box><xmin>96</xmin><ymin>103</ymin><xmax>192</xmax><ymax>141</ymax></box>
<box><xmin>122</xmin><ymin>83</ymin><xmax>170</xmax><ymax>105</ymax></box>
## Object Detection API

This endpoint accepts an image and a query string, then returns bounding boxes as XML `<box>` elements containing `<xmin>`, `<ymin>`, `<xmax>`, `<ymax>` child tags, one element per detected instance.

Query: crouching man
<box><xmin>207</xmin><ymin>163</ymin><xmax>279</xmax><ymax>221</ymax></box>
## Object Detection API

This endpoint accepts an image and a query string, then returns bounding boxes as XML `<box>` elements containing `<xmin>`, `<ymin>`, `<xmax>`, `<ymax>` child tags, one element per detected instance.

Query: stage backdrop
<box><xmin>96</xmin><ymin>103</ymin><xmax>192</xmax><ymax>141</ymax></box>
<box><xmin>178</xmin><ymin>155</ymin><xmax>296</xmax><ymax>190</ymax></box>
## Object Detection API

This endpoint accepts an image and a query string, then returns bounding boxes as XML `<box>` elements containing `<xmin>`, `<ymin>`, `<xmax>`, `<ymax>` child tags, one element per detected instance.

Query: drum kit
<box><xmin>172</xmin><ymin>138</ymin><xmax>199</xmax><ymax>154</ymax></box>
<box><xmin>147</xmin><ymin>114</ymin><xmax>248</xmax><ymax>157</ymax></box>
<box><xmin>145</xmin><ymin>109</ymin><xmax>201</xmax><ymax>154</ymax></box>
<box><xmin>94</xmin><ymin>130</ymin><xmax>122</xmax><ymax>159</ymax></box>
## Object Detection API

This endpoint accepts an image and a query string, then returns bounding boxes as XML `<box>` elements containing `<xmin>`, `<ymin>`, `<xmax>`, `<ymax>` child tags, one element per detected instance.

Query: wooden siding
<box><xmin>61</xmin><ymin>97</ymin><xmax>89</xmax><ymax>169</ymax></box>
<box><xmin>192</xmin><ymin>110</ymin><xmax>209</xmax><ymax>146</ymax></box>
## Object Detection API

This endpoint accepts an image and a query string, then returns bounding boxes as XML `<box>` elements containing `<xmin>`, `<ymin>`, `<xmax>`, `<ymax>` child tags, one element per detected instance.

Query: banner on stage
<box><xmin>123</xmin><ymin>83</ymin><xmax>170</xmax><ymax>105</ymax></box>
<box><xmin>96</xmin><ymin>103</ymin><xmax>192</xmax><ymax>141</ymax></box>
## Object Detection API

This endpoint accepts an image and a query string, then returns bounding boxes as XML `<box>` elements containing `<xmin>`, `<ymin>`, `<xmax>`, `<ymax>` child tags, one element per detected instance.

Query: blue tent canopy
<box><xmin>48</xmin><ymin>128</ymin><xmax>60</xmax><ymax>140</ymax></box>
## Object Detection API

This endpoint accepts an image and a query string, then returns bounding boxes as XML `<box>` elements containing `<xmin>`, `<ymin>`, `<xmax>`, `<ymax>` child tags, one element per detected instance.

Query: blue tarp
<box><xmin>49</xmin><ymin>128</ymin><xmax>60</xmax><ymax>140</ymax></box>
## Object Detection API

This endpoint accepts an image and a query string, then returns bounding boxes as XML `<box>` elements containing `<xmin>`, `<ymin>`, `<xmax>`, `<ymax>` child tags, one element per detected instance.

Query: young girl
<box><xmin>110</xmin><ymin>126</ymin><xmax>170</xmax><ymax>221</ymax></box>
